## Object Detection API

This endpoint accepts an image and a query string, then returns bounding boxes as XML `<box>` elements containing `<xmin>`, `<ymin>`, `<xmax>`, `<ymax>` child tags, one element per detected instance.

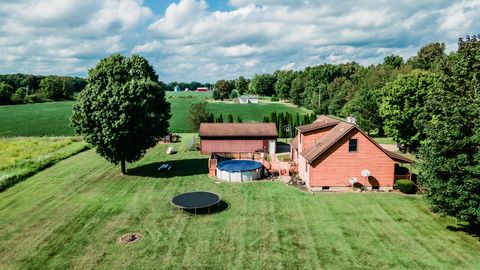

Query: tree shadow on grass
<box><xmin>127</xmin><ymin>158</ymin><xmax>208</xmax><ymax>178</ymax></box>
<box><xmin>182</xmin><ymin>200</ymin><xmax>230</xmax><ymax>215</ymax></box>
<box><xmin>447</xmin><ymin>224</ymin><xmax>480</xmax><ymax>240</ymax></box>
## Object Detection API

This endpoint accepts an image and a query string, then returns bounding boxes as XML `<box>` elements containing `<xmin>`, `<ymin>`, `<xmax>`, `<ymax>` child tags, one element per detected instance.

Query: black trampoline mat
<box><xmin>171</xmin><ymin>191</ymin><xmax>221</xmax><ymax>209</ymax></box>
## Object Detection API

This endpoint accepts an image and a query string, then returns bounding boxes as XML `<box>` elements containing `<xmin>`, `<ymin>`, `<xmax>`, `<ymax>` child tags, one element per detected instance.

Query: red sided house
<box><xmin>199</xmin><ymin>123</ymin><xmax>278</xmax><ymax>155</ymax></box>
<box><xmin>291</xmin><ymin>115</ymin><xmax>412</xmax><ymax>191</ymax></box>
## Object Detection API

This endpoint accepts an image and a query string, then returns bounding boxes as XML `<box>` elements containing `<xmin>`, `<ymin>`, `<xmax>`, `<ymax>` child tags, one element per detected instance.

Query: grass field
<box><xmin>1</xmin><ymin>137</ymin><xmax>479</xmax><ymax>269</ymax></box>
<box><xmin>0</xmin><ymin>92</ymin><xmax>309</xmax><ymax>136</ymax></box>
<box><xmin>167</xmin><ymin>93</ymin><xmax>310</xmax><ymax>132</ymax></box>
<box><xmin>0</xmin><ymin>137</ymin><xmax>88</xmax><ymax>191</ymax></box>
<box><xmin>0</xmin><ymin>101</ymin><xmax>76</xmax><ymax>136</ymax></box>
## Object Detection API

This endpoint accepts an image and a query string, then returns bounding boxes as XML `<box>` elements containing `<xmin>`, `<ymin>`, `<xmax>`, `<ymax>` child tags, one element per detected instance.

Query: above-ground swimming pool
<box><xmin>216</xmin><ymin>160</ymin><xmax>264</xmax><ymax>182</ymax></box>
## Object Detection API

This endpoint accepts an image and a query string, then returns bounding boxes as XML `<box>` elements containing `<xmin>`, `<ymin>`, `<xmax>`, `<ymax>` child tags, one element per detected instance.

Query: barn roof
<box><xmin>199</xmin><ymin>123</ymin><xmax>278</xmax><ymax>138</ymax></box>
<box><xmin>297</xmin><ymin>116</ymin><xmax>412</xmax><ymax>164</ymax></box>
<box><xmin>296</xmin><ymin>115</ymin><xmax>340</xmax><ymax>133</ymax></box>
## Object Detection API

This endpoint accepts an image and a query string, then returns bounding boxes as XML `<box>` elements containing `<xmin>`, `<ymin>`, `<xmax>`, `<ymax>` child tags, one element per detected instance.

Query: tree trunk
<box><xmin>121</xmin><ymin>159</ymin><xmax>126</xmax><ymax>175</ymax></box>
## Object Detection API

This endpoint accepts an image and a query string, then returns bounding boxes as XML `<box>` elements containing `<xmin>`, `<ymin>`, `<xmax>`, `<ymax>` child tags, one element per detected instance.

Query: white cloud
<box><xmin>148</xmin><ymin>0</ymin><xmax>207</xmax><ymax>37</ymax></box>
<box><xmin>132</xmin><ymin>41</ymin><xmax>163</xmax><ymax>54</ymax></box>
<box><xmin>280</xmin><ymin>63</ymin><xmax>295</xmax><ymax>70</ymax></box>
<box><xmin>244</xmin><ymin>59</ymin><xmax>259</xmax><ymax>67</ymax></box>
<box><xmin>217</xmin><ymin>44</ymin><xmax>259</xmax><ymax>57</ymax></box>
<box><xmin>0</xmin><ymin>0</ymin><xmax>152</xmax><ymax>76</ymax></box>
<box><xmin>0</xmin><ymin>0</ymin><xmax>480</xmax><ymax>82</ymax></box>
<box><xmin>438</xmin><ymin>1</ymin><xmax>480</xmax><ymax>38</ymax></box>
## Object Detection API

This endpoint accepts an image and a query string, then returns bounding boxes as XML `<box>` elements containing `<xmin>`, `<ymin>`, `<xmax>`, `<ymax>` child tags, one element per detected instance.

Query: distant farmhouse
<box><xmin>238</xmin><ymin>95</ymin><xmax>258</xmax><ymax>104</ymax></box>
<box><xmin>173</xmin><ymin>85</ymin><xmax>180</xmax><ymax>92</ymax></box>
<box><xmin>291</xmin><ymin>115</ymin><xmax>412</xmax><ymax>191</ymax></box>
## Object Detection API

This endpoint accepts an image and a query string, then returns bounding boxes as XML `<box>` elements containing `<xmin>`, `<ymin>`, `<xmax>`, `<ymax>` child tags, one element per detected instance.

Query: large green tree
<box><xmin>248</xmin><ymin>74</ymin><xmax>276</xmax><ymax>96</ymax></box>
<box><xmin>235</xmin><ymin>76</ymin><xmax>249</xmax><ymax>95</ymax></box>
<box><xmin>383</xmin><ymin>55</ymin><xmax>404</xmax><ymax>68</ymax></box>
<box><xmin>39</xmin><ymin>76</ymin><xmax>75</xmax><ymax>100</ymax></box>
<box><xmin>290</xmin><ymin>75</ymin><xmax>305</xmax><ymax>106</ymax></box>
<box><xmin>302</xmin><ymin>64</ymin><xmax>342</xmax><ymax>113</ymax></box>
<box><xmin>274</xmin><ymin>70</ymin><xmax>295</xmax><ymax>100</ymax></box>
<box><xmin>342</xmin><ymin>86</ymin><xmax>382</xmax><ymax>135</ymax></box>
<box><xmin>326</xmin><ymin>77</ymin><xmax>355</xmax><ymax>115</ymax></box>
<box><xmin>380</xmin><ymin>70</ymin><xmax>437</xmax><ymax>149</ymax></box>
<box><xmin>40</xmin><ymin>76</ymin><xmax>63</xmax><ymax>100</ymax></box>
<box><xmin>71</xmin><ymin>54</ymin><xmax>171</xmax><ymax>174</ymax></box>
<box><xmin>189</xmin><ymin>102</ymin><xmax>210</xmax><ymax>132</ymax></box>
<box><xmin>419</xmin><ymin>35</ymin><xmax>480</xmax><ymax>225</ymax></box>
<box><xmin>0</xmin><ymin>82</ymin><xmax>14</xmax><ymax>104</ymax></box>
<box><xmin>409</xmin><ymin>42</ymin><xmax>446</xmax><ymax>70</ymax></box>
<box><xmin>213</xmin><ymin>79</ymin><xmax>234</xmax><ymax>100</ymax></box>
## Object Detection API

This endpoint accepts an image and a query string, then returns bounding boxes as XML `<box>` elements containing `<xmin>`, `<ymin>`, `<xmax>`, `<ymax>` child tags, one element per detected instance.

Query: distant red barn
<box><xmin>196</xmin><ymin>87</ymin><xmax>209</xmax><ymax>92</ymax></box>
<box><xmin>291</xmin><ymin>115</ymin><xmax>412</xmax><ymax>191</ymax></box>
<box><xmin>199</xmin><ymin>123</ymin><xmax>278</xmax><ymax>154</ymax></box>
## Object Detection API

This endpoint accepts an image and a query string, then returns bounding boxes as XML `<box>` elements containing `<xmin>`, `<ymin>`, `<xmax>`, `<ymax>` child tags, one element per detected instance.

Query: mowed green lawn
<box><xmin>0</xmin><ymin>93</ymin><xmax>309</xmax><ymax>136</ymax></box>
<box><xmin>1</xmin><ymin>139</ymin><xmax>479</xmax><ymax>269</ymax></box>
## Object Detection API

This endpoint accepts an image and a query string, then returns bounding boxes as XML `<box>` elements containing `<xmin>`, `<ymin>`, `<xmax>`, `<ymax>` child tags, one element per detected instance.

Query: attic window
<box><xmin>348</xmin><ymin>139</ymin><xmax>358</xmax><ymax>152</ymax></box>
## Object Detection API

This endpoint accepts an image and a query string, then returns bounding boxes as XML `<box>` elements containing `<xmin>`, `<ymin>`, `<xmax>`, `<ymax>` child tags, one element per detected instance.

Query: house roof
<box><xmin>296</xmin><ymin>116</ymin><xmax>412</xmax><ymax>164</ymax></box>
<box><xmin>199</xmin><ymin>123</ymin><xmax>278</xmax><ymax>138</ymax></box>
<box><xmin>296</xmin><ymin>115</ymin><xmax>340</xmax><ymax>133</ymax></box>
<box><xmin>290</xmin><ymin>135</ymin><xmax>298</xmax><ymax>150</ymax></box>
<box><xmin>302</xmin><ymin>122</ymin><xmax>355</xmax><ymax>162</ymax></box>
<box><xmin>239</xmin><ymin>95</ymin><xmax>258</xmax><ymax>99</ymax></box>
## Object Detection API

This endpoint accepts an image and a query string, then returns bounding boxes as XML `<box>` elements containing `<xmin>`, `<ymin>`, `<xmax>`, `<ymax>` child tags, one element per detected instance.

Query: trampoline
<box><xmin>171</xmin><ymin>191</ymin><xmax>221</xmax><ymax>214</ymax></box>
<box><xmin>216</xmin><ymin>160</ymin><xmax>264</xmax><ymax>182</ymax></box>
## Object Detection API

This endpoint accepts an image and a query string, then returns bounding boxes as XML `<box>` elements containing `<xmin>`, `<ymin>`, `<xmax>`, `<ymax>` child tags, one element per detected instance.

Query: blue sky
<box><xmin>144</xmin><ymin>0</ymin><xmax>233</xmax><ymax>13</ymax></box>
<box><xmin>0</xmin><ymin>0</ymin><xmax>479</xmax><ymax>82</ymax></box>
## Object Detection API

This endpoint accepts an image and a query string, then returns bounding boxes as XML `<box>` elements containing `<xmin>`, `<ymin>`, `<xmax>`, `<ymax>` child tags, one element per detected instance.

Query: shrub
<box><xmin>396</xmin><ymin>179</ymin><xmax>416</xmax><ymax>194</ymax></box>
<box><xmin>271</xmin><ymin>96</ymin><xmax>279</xmax><ymax>102</ymax></box>
<box><xmin>25</xmin><ymin>93</ymin><xmax>44</xmax><ymax>103</ymax></box>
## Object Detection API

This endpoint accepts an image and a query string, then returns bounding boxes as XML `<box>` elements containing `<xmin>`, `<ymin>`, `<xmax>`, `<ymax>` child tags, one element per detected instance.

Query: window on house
<box><xmin>348</xmin><ymin>139</ymin><xmax>358</xmax><ymax>152</ymax></box>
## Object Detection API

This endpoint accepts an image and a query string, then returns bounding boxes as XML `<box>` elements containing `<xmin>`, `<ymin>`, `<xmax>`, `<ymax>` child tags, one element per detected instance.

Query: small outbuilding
<box><xmin>199</xmin><ymin>123</ymin><xmax>278</xmax><ymax>155</ymax></box>
<box><xmin>238</xmin><ymin>95</ymin><xmax>259</xmax><ymax>104</ymax></box>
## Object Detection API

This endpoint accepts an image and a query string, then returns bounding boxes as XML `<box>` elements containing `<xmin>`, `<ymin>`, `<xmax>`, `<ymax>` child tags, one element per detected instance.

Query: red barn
<box><xmin>196</xmin><ymin>87</ymin><xmax>209</xmax><ymax>92</ymax></box>
<box><xmin>199</xmin><ymin>123</ymin><xmax>278</xmax><ymax>155</ymax></box>
<box><xmin>291</xmin><ymin>115</ymin><xmax>412</xmax><ymax>191</ymax></box>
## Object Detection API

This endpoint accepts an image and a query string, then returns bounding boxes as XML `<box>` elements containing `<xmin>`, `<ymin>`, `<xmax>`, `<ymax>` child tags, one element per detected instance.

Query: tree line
<box><xmin>0</xmin><ymin>74</ymin><xmax>87</xmax><ymax>104</ymax></box>
<box><xmin>162</xmin><ymin>81</ymin><xmax>212</xmax><ymax>92</ymax></box>
<box><xmin>212</xmin><ymin>42</ymin><xmax>447</xmax><ymax>143</ymax></box>
<box><xmin>0</xmin><ymin>74</ymin><xmax>211</xmax><ymax>106</ymax></box>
